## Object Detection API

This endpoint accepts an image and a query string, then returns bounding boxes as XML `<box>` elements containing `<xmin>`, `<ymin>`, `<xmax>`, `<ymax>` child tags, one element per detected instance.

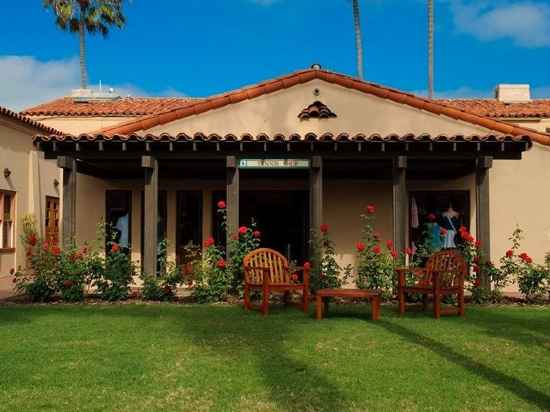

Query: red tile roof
<box><xmin>438</xmin><ymin>99</ymin><xmax>550</xmax><ymax>119</ymax></box>
<box><xmin>298</xmin><ymin>101</ymin><xmax>337</xmax><ymax>120</ymax></box>
<box><xmin>97</xmin><ymin>69</ymin><xmax>550</xmax><ymax>146</ymax></box>
<box><xmin>22</xmin><ymin>97</ymin><xmax>198</xmax><ymax>117</ymax></box>
<box><xmin>34</xmin><ymin>131</ymin><xmax>531</xmax><ymax>145</ymax></box>
<box><xmin>0</xmin><ymin>106</ymin><xmax>61</xmax><ymax>135</ymax></box>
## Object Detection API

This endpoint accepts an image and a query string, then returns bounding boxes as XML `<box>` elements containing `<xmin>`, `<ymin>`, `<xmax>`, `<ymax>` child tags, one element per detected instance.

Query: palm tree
<box><xmin>43</xmin><ymin>0</ymin><xmax>126</xmax><ymax>89</ymax></box>
<box><xmin>428</xmin><ymin>0</ymin><xmax>434</xmax><ymax>98</ymax></box>
<box><xmin>351</xmin><ymin>0</ymin><xmax>364</xmax><ymax>80</ymax></box>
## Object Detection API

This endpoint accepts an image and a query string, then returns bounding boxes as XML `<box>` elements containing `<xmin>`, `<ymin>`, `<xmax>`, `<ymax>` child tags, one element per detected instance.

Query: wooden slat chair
<box><xmin>396</xmin><ymin>249</ymin><xmax>467</xmax><ymax>319</ymax></box>
<box><xmin>243</xmin><ymin>248</ymin><xmax>310</xmax><ymax>315</ymax></box>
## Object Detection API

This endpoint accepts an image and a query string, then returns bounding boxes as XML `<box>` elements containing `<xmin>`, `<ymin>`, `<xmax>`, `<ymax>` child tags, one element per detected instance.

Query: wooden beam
<box><xmin>476</xmin><ymin>156</ymin><xmax>492</xmax><ymax>289</ymax></box>
<box><xmin>309</xmin><ymin>156</ymin><xmax>323</xmax><ymax>248</ymax></box>
<box><xmin>226</xmin><ymin>156</ymin><xmax>239</xmax><ymax>259</ymax></box>
<box><xmin>392</xmin><ymin>156</ymin><xmax>407</xmax><ymax>255</ymax></box>
<box><xmin>142</xmin><ymin>156</ymin><xmax>159</xmax><ymax>276</ymax></box>
<box><xmin>58</xmin><ymin>156</ymin><xmax>77</xmax><ymax>246</ymax></box>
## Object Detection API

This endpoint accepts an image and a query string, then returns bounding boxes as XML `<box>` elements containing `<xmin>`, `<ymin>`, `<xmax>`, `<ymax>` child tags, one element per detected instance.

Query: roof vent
<box><xmin>311</xmin><ymin>63</ymin><xmax>322</xmax><ymax>70</ymax></box>
<box><xmin>495</xmin><ymin>84</ymin><xmax>530</xmax><ymax>103</ymax></box>
<box><xmin>70</xmin><ymin>87</ymin><xmax>121</xmax><ymax>103</ymax></box>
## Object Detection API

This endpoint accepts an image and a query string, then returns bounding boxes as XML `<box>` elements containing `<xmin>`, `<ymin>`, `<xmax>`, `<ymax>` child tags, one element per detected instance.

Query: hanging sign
<box><xmin>238</xmin><ymin>158</ymin><xmax>310</xmax><ymax>170</ymax></box>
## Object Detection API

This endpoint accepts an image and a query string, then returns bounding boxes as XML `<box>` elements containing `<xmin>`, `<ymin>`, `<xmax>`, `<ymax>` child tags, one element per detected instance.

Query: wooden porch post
<box><xmin>57</xmin><ymin>156</ymin><xmax>77</xmax><ymax>246</ymax></box>
<box><xmin>392</xmin><ymin>156</ymin><xmax>407</xmax><ymax>255</ymax></box>
<box><xmin>476</xmin><ymin>156</ymin><xmax>492</xmax><ymax>289</ymax></box>
<box><xmin>226</xmin><ymin>156</ymin><xmax>239</xmax><ymax>260</ymax></box>
<box><xmin>142</xmin><ymin>156</ymin><xmax>159</xmax><ymax>276</ymax></box>
<box><xmin>309</xmin><ymin>156</ymin><xmax>323</xmax><ymax>246</ymax></box>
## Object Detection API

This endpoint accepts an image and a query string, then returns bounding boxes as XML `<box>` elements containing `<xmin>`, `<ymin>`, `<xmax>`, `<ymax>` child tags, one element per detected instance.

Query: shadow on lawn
<box><xmin>466</xmin><ymin>308</ymin><xmax>550</xmax><ymax>350</ymax></box>
<box><xmin>159</xmin><ymin>304</ymin><xmax>346</xmax><ymax>411</ymax></box>
<box><xmin>375</xmin><ymin>319</ymin><xmax>550</xmax><ymax>410</ymax></box>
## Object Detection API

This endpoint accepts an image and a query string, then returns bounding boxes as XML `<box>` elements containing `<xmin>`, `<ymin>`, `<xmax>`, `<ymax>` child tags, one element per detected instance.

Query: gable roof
<box><xmin>438</xmin><ymin>99</ymin><xmax>550</xmax><ymax>119</ymax></box>
<box><xmin>0</xmin><ymin>106</ymin><xmax>61</xmax><ymax>135</ymax></box>
<box><xmin>22</xmin><ymin>97</ymin><xmax>199</xmax><ymax>117</ymax></box>
<box><xmin>96</xmin><ymin>69</ymin><xmax>550</xmax><ymax>146</ymax></box>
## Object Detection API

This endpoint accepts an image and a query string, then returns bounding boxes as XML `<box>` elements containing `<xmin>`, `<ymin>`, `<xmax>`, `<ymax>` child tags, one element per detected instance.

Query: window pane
<box><xmin>106</xmin><ymin>190</ymin><xmax>132</xmax><ymax>252</ymax></box>
<box><xmin>177</xmin><ymin>191</ymin><xmax>202</xmax><ymax>263</ymax></box>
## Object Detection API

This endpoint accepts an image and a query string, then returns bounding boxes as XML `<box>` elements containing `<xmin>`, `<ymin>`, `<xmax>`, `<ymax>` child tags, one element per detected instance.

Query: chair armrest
<box><xmin>395</xmin><ymin>267</ymin><xmax>426</xmax><ymax>287</ymax></box>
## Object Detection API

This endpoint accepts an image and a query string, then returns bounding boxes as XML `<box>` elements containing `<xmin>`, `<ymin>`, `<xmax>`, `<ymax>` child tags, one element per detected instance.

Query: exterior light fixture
<box><xmin>53</xmin><ymin>179</ymin><xmax>60</xmax><ymax>188</ymax></box>
<box><xmin>3</xmin><ymin>168</ymin><xmax>11</xmax><ymax>178</ymax></box>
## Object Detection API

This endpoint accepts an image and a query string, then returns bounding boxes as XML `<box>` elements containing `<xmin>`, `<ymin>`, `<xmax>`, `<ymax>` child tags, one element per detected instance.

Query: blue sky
<box><xmin>1</xmin><ymin>0</ymin><xmax>550</xmax><ymax>110</ymax></box>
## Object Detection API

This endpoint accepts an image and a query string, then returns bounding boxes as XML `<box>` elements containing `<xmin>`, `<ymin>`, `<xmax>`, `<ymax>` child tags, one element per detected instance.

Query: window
<box><xmin>409</xmin><ymin>191</ymin><xmax>470</xmax><ymax>252</ymax></box>
<box><xmin>45</xmin><ymin>196</ymin><xmax>60</xmax><ymax>245</ymax></box>
<box><xmin>176</xmin><ymin>191</ymin><xmax>202</xmax><ymax>264</ymax></box>
<box><xmin>106</xmin><ymin>190</ymin><xmax>132</xmax><ymax>253</ymax></box>
<box><xmin>0</xmin><ymin>191</ymin><xmax>15</xmax><ymax>250</ymax></box>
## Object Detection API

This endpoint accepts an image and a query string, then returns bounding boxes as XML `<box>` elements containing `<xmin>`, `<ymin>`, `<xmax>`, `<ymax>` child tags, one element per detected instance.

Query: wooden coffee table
<box><xmin>315</xmin><ymin>289</ymin><xmax>381</xmax><ymax>320</ymax></box>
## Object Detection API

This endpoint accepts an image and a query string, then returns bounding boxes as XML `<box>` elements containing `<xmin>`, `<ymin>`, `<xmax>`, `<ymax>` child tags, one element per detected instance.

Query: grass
<box><xmin>0</xmin><ymin>303</ymin><xmax>549</xmax><ymax>411</ymax></box>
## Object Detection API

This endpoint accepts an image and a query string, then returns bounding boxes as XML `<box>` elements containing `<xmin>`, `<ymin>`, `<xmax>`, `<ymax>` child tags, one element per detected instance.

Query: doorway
<box><xmin>240</xmin><ymin>191</ymin><xmax>309</xmax><ymax>264</ymax></box>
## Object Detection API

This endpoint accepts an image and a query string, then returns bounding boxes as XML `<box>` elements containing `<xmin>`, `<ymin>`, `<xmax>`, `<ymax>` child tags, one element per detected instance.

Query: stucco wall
<box><xmin>490</xmin><ymin>143</ymin><xmax>550</xmax><ymax>265</ymax></box>
<box><xmin>0</xmin><ymin>119</ymin><xmax>60</xmax><ymax>295</ymax></box>
<box><xmin>32</xmin><ymin>116</ymin><xmax>138</xmax><ymax>135</ymax></box>
<box><xmin>145</xmin><ymin>80</ymin><xmax>493</xmax><ymax>137</ymax></box>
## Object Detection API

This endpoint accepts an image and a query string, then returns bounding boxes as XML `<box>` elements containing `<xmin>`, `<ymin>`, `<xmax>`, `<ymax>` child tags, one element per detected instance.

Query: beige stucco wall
<box><xmin>31</xmin><ymin>116</ymin><xmax>138</xmax><ymax>135</ymax></box>
<box><xmin>144</xmin><ymin>80</ymin><xmax>493</xmax><ymax>137</ymax></box>
<box><xmin>491</xmin><ymin>143</ymin><xmax>550</xmax><ymax>265</ymax></box>
<box><xmin>0</xmin><ymin>119</ymin><xmax>60</xmax><ymax>296</ymax></box>
<box><xmin>507</xmin><ymin>118</ymin><xmax>550</xmax><ymax>133</ymax></box>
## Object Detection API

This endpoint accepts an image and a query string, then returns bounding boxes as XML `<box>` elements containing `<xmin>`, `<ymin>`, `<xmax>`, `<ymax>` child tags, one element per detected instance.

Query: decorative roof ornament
<box><xmin>298</xmin><ymin>101</ymin><xmax>337</xmax><ymax>120</ymax></box>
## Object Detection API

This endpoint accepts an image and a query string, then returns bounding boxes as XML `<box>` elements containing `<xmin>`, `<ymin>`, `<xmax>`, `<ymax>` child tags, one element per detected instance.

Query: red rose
<box><xmin>111</xmin><ymin>243</ymin><xmax>121</xmax><ymax>253</ymax></box>
<box><xmin>427</xmin><ymin>213</ymin><xmax>436</xmax><ymax>222</ymax></box>
<box><xmin>216</xmin><ymin>258</ymin><xmax>226</xmax><ymax>269</ymax></box>
<box><xmin>356</xmin><ymin>241</ymin><xmax>366</xmax><ymax>252</ymax></box>
<box><xmin>475</xmin><ymin>240</ymin><xmax>482</xmax><ymax>249</ymax></box>
<box><xmin>12</xmin><ymin>277</ymin><xmax>17</xmax><ymax>284</ymax></box>
<box><xmin>320</xmin><ymin>224</ymin><xmax>329</xmax><ymax>234</ymax></box>
<box><xmin>366</xmin><ymin>204</ymin><xmax>376</xmax><ymax>214</ymax></box>
<box><xmin>253</xmin><ymin>230</ymin><xmax>261</xmax><ymax>239</ymax></box>
<box><xmin>303</xmin><ymin>261</ymin><xmax>311</xmax><ymax>270</ymax></box>
<box><xmin>391</xmin><ymin>249</ymin><xmax>398</xmax><ymax>258</ymax></box>
<box><xmin>473</xmin><ymin>278</ymin><xmax>481</xmax><ymax>287</ymax></box>
<box><xmin>473</xmin><ymin>256</ymin><xmax>480</xmax><ymax>264</ymax></box>
<box><xmin>526</xmin><ymin>257</ymin><xmax>533</xmax><ymax>264</ymax></box>
<box><xmin>373</xmin><ymin>245</ymin><xmax>381</xmax><ymax>255</ymax></box>
<box><xmin>204</xmin><ymin>237</ymin><xmax>215</xmax><ymax>248</ymax></box>
<box><xmin>290</xmin><ymin>273</ymin><xmax>298</xmax><ymax>282</ymax></box>
<box><xmin>473</xmin><ymin>265</ymin><xmax>480</xmax><ymax>273</ymax></box>
<box><xmin>42</xmin><ymin>241</ymin><xmax>50</xmax><ymax>251</ymax></box>
<box><xmin>62</xmin><ymin>279</ymin><xmax>74</xmax><ymax>288</ymax></box>
<box><xmin>459</xmin><ymin>225</ymin><xmax>467</xmax><ymax>234</ymax></box>
<box><xmin>404</xmin><ymin>247</ymin><xmax>413</xmax><ymax>256</ymax></box>
<box><xmin>386</xmin><ymin>240</ymin><xmax>393</xmax><ymax>250</ymax></box>
<box><xmin>505</xmin><ymin>250</ymin><xmax>513</xmax><ymax>258</ymax></box>
<box><xmin>217</xmin><ymin>200</ymin><xmax>226</xmax><ymax>210</ymax></box>
<box><xmin>9</xmin><ymin>268</ymin><xmax>15</xmax><ymax>275</ymax></box>
<box><xmin>440</xmin><ymin>228</ymin><xmax>448</xmax><ymax>236</ymax></box>
<box><xmin>27</xmin><ymin>233</ymin><xmax>37</xmax><ymax>246</ymax></box>
<box><xmin>519</xmin><ymin>252</ymin><xmax>528</xmax><ymax>259</ymax></box>
<box><xmin>51</xmin><ymin>246</ymin><xmax>61</xmax><ymax>256</ymax></box>
<box><xmin>239</xmin><ymin>226</ymin><xmax>248</xmax><ymax>235</ymax></box>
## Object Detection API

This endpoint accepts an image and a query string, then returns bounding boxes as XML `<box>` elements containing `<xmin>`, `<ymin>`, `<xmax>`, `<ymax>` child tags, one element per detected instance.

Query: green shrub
<box><xmin>355</xmin><ymin>204</ymin><xmax>398</xmax><ymax>300</ymax></box>
<box><xmin>309</xmin><ymin>224</ymin><xmax>350</xmax><ymax>293</ymax></box>
<box><xmin>93</xmin><ymin>242</ymin><xmax>135</xmax><ymax>301</ymax></box>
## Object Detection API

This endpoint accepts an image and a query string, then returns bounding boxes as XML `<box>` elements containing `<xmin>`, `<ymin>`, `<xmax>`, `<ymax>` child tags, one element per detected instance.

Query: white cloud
<box><xmin>449</xmin><ymin>0</ymin><xmax>550</xmax><ymax>47</ymax></box>
<box><xmin>0</xmin><ymin>55</ymin><xmax>185</xmax><ymax>112</ymax></box>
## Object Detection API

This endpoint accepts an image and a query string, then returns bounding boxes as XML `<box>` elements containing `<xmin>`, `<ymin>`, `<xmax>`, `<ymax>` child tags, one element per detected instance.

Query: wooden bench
<box><xmin>315</xmin><ymin>289</ymin><xmax>381</xmax><ymax>321</ymax></box>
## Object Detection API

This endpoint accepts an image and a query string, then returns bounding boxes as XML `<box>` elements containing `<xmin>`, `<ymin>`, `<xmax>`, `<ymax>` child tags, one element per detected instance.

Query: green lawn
<box><xmin>0</xmin><ymin>303</ymin><xmax>549</xmax><ymax>411</ymax></box>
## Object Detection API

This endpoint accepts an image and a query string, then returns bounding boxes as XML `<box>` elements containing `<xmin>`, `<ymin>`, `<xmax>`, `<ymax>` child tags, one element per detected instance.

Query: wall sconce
<box><xmin>3</xmin><ymin>168</ymin><xmax>11</xmax><ymax>178</ymax></box>
<box><xmin>53</xmin><ymin>179</ymin><xmax>59</xmax><ymax>188</ymax></box>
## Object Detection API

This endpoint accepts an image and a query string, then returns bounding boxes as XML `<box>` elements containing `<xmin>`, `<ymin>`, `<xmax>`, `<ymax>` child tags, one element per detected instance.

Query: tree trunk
<box><xmin>79</xmin><ymin>19</ymin><xmax>88</xmax><ymax>89</ymax></box>
<box><xmin>428</xmin><ymin>0</ymin><xmax>434</xmax><ymax>98</ymax></box>
<box><xmin>352</xmin><ymin>0</ymin><xmax>364</xmax><ymax>80</ymax></box>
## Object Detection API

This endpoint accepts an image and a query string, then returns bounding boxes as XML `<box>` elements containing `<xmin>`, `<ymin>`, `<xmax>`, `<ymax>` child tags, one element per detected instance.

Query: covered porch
<box><xmin>36</xmin><ymin>131</ymin><xmax>531</xmax><ymax>286</ymax></box>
